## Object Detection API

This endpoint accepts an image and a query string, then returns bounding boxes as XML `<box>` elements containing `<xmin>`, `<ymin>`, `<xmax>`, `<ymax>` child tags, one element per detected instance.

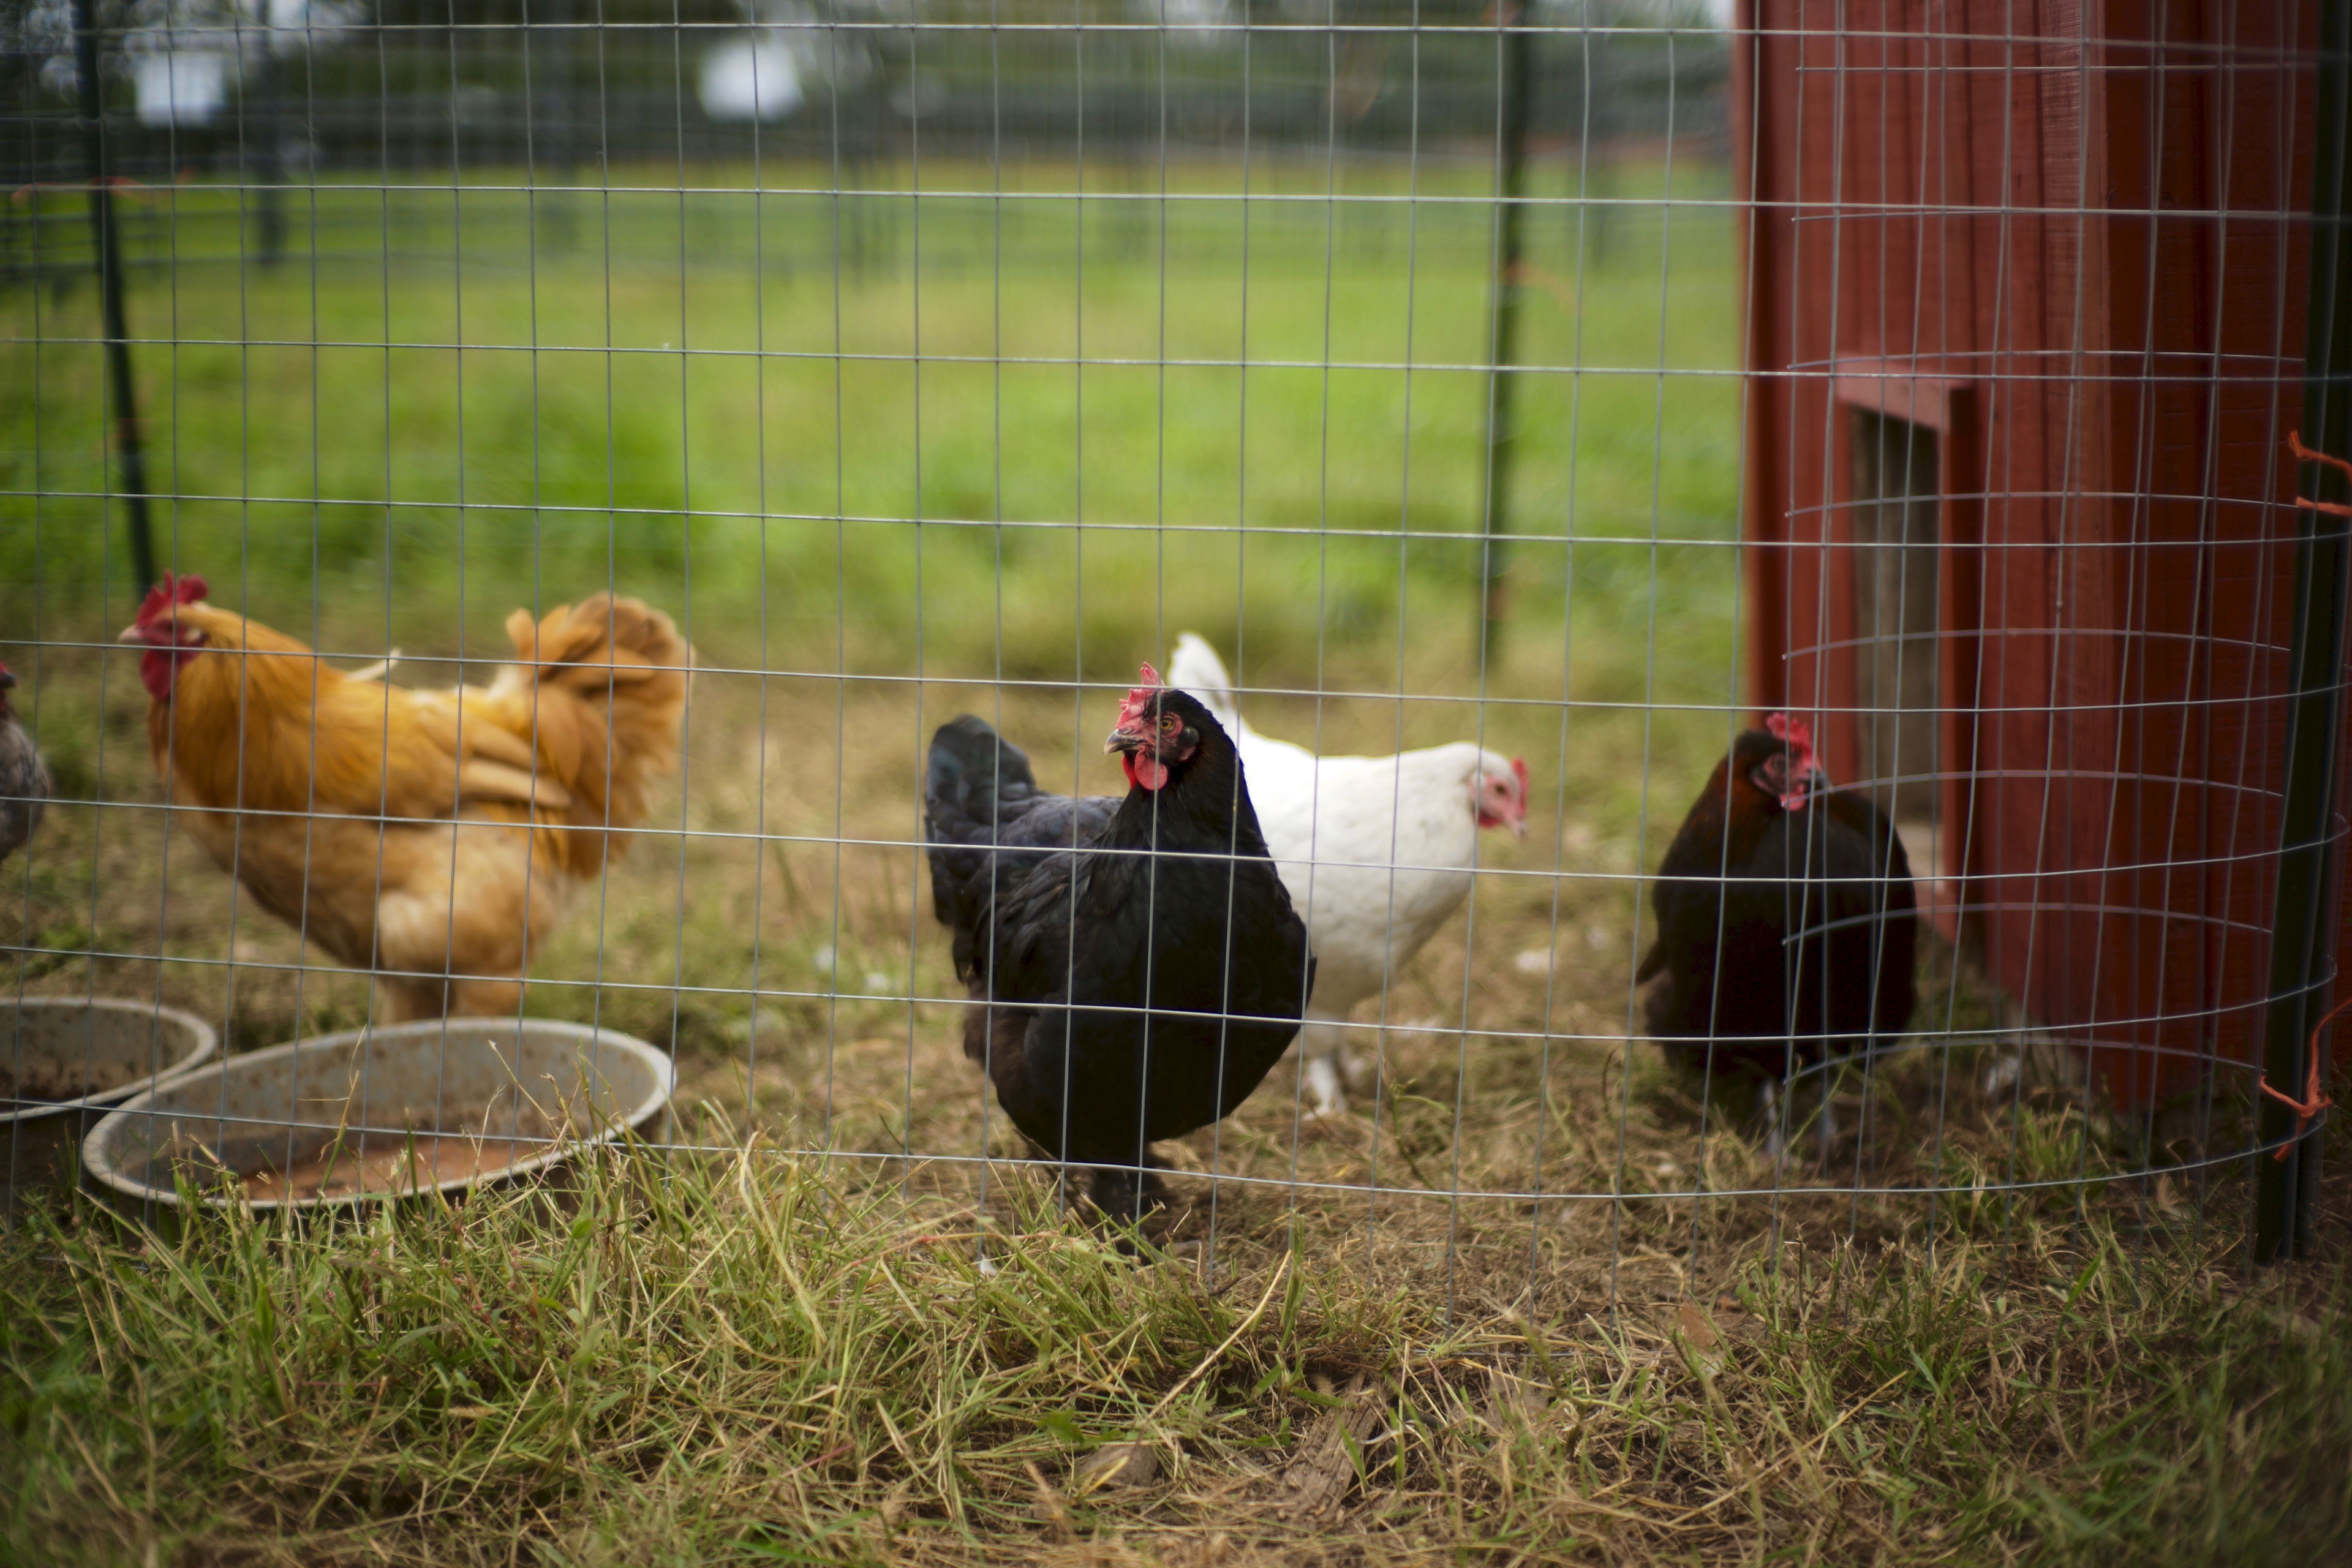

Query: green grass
<box><xmin>1</xmin><ymin>1151</ymin><xmax>2346</xmax><ymax>1567</ymax></box>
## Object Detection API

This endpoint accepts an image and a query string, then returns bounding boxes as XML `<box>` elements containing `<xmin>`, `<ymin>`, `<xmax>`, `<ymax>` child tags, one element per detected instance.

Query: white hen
<box><xmin>1167</xmin><ymin>634</ymin><xmax>1528</xmax><ymax>1115</ymax></box>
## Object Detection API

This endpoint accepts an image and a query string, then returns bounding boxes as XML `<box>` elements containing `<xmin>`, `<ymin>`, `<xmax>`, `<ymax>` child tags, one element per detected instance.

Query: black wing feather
<box><xmin>924</xmin><ymin>714</ymin><xmax>1118</xmax><ymax>986</ymax></box>
<box><xmin>1643</xmin><ymin>775</ymin><xmax>1918</xmax><ymax>1075</ymax></box>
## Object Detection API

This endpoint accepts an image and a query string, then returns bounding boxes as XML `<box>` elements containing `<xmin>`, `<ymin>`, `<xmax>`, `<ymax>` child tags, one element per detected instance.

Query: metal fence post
<box><xmin>2258</xmin><ymin>0</ymin><xmax>2352</xmax><ymax>1265</ymax></box>
<box><xmin>1477</xmin><ymin>5</ymin><xmax>1533</xmax><ymax>666</ymax></box>
<box><xmin>70</xmin><ymin>0</ymin><xmax>156</xmax><ymax>601</ymax></box>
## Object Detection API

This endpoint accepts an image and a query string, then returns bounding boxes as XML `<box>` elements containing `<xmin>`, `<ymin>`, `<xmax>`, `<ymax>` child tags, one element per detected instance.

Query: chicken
<box><xmin>119</xmin><ymin>573</ymin><xmax>690</xmax><ymax>1022</ymax></box>
<box><xmin>1636</xmin><ymin>714</ymin><xmax>1917</xmax><ymax>1155</ymax></box>
<box><xmin>924</xmin><ymin>665</ymin><xmax>1314</xmax><ymax>1229</ymax></box>
<box><xmin>0</xmin><ymin>664</ymin><xmax>51</xmax><ymax>868</ymax></box>
<box><xmin>1165</xmin><ymin>633</ymin><xmax>1527</xmax><ymax>1116</ymax></box>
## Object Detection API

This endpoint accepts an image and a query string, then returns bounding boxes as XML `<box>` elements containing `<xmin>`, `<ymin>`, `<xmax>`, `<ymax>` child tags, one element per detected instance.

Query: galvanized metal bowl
<box><xmin>83</xmin><ymin>1018</ymin><xmax>674</xmax><ymax>1213</ymax></box>
<box><xmin>3</xmin><ymin>998</ymin><xmax>219</xmax><ymax>1202</ymax></box>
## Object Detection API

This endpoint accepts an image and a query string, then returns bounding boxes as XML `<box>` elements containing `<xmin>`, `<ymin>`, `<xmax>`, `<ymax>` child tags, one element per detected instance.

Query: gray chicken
<box><xmin>0</xmin><ymin>664</ymin><xmax>50</xmax><ymax>867</ymax></box>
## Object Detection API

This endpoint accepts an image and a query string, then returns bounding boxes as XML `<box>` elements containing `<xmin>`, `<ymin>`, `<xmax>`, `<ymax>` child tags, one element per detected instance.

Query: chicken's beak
<box><xmin>1104</xmin><ymin>723</ymin><xmax>1146</xmax><ymax>756</ymax></box>
<box><xmin>1777</xmin><ymin>765</ymin><xmax>1834</xmax><ymax>814</ymax></box>
<box><xmin>115</xmin><ymin>619</ymin><xmax>184</xmax><ymax>649</ymax></box>
<box><xmin>1480</xmin><ymin>763</ymin><xmax>1531</xmax><ymax>839</ymax></box>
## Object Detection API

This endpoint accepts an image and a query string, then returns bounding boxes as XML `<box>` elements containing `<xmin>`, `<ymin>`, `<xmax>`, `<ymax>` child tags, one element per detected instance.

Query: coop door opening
<box><xmin>1848</xmin><ymin>408</ymin><xmax>1942</xmax><ymax>841</ymax></box>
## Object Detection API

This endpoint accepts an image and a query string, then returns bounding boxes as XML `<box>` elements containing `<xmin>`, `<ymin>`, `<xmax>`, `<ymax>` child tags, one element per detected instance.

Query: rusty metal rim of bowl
<box><xmin>1</xmin><ymin>998</ymin><xmax>222</xmax><ymax>1123</ymax></box>
<box><xmin>80</xmin><ymin>1019</ymin><xmax>676</xmax><ymax>1212</ymax></box>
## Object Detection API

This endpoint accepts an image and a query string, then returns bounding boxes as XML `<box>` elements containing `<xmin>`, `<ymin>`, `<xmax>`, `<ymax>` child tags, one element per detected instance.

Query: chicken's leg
<box><xmin>1083</xmin><ymin>1154</ymin><xmax>1170</xmax><ymax>1248</ymax></box>
<box><xmin>1300</xmin><ymin>1016</ymin><xmax>1357</xmax><ymax>1117</ymax></box>
<box><xmin>1760</xmin><ymin>1077</ymin><xmax>1787</xmax><ymax>1164</ymax></box>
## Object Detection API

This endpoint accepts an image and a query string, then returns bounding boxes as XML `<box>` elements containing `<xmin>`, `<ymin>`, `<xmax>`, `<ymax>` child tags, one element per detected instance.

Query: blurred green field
<box><xmin>1</xmin><ymin>152</ymin><xmax>1740</xmax><ymax>688</ymax></box>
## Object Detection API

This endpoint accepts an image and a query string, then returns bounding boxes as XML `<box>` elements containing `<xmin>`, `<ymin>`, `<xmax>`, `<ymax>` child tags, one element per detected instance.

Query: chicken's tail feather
<box><xmin>923</xmin><ymin>715</ymin><xmax>1039</xmax><ymax>974</ymax></box>
<box><xmin>925</xmin><ymin>715</ymin><xmax>1036</xmax><ymax>844</ymax></box>
<box><xmin>495</xmin><ymin>594</ymin><xmax>693</xmax><ymax>875</ymax></box>
<box><xmin>1167</xmin><ymin>632</ymin><xmax>1242</xmax><ymax>731</ymax></box>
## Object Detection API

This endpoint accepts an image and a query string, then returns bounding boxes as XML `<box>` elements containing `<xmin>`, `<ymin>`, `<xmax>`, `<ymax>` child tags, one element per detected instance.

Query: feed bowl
<box><xmin>3</xmin><ymin>999</ymin><xmax>219</xmax><ymax>1200</ymax></box>
<box><xmin>83</xmin><ymin>1019</ymin><xmax>674</xmax><ymax>1213</ymax></box>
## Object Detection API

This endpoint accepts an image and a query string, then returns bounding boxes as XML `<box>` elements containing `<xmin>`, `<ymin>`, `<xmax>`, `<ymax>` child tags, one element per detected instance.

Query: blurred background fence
<box><xmin>2</xmin><ymin>4</ymin><xmax>1723</xmax><ymax>276</ymax></box>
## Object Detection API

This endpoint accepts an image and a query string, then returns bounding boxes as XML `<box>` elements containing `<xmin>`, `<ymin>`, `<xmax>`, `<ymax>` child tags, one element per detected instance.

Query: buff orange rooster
<box><xmin>121</xmin><ymin>574</ymin><xmax>692</xmax><ymax>1022</ymax></box>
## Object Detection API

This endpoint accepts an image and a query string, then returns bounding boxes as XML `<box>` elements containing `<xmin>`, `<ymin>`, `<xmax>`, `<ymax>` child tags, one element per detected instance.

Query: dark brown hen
<box><xmin>1637</xmin><ymin>714</ymin><xmax>1918</xmax><ymax>1152</ymax></box>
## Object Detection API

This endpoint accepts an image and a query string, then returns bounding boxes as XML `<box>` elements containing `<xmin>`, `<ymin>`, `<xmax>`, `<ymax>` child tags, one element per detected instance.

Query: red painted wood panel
<box><xmin>1738</xmin><ymin>0</ymin><xmax>2337</xmax><ymax>1108</ymax></box>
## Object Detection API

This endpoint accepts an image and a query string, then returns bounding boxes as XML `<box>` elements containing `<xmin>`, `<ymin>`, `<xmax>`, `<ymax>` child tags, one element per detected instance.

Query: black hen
<box><xmin>925</xmin><ymin>666</ymin><xmax>1315</xmax><ymax>1227</ymax></box>
<box><xmin>1637</xmin><ymin>714</ymin><xmax>1917</xmax><ymax>1148</ymax></box>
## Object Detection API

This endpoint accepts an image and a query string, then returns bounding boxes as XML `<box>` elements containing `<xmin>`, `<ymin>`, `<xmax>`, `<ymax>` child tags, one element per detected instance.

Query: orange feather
<box><xmin>135</xmin><ymin>592</ymin><xmax>692</xmax><ymax>1020</ymax></box>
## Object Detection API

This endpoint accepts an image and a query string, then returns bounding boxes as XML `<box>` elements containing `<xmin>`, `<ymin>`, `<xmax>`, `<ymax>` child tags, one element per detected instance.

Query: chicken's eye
<box><xmin>1159</xmin><ymin>713</ymin><xmax>1180</xmax><ymax>734</ymax></box>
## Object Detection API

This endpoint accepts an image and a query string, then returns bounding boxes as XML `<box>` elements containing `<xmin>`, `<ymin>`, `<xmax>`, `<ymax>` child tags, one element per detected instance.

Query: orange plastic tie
<box><xmin>2258</xmin><ymin>994</ymin><xmax>2344</xmax><ymax>1161</ymax></box>
<box><xmin>2289</xmin><ymin>430</ymin><xmax>2352</xmax><ymax>515</ymax></box>
<box><xmin>2290</xmin><ymin>429</ymin><xmax>2352</xmax><ymax>477</ymax></box>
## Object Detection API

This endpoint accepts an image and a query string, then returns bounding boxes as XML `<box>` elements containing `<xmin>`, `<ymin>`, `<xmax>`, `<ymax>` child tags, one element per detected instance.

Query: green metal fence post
<box><xmin>71</xmin><ymin>0</ymin><xmax>157</xmax><ymax>600</ymax></box>
<box><xmin>2258</xmin><ymin>0</ymin><xmax>2352</xmax><ymax>1264</ymax></box>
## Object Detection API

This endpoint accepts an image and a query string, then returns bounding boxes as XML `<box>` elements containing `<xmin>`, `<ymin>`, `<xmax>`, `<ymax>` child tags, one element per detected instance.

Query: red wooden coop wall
<box><xmin>1736</xmin><ymin>0</ymin><xmax>2344</xmax><ymax>1107</ymax></box>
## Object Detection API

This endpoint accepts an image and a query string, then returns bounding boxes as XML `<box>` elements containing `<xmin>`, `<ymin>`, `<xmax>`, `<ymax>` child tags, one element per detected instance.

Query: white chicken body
<box><xmin>1169</xmin><ymin>635</ymin><xmax>1525</xmax><ymax>1114</ymax></box>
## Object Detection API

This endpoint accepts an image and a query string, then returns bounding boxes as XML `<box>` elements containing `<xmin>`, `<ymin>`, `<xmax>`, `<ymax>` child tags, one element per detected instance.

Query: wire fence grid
<box><xmin>1</xmin><ymin>0</ymin><xmax>2346</xmax><ymax>1313</ymax></box>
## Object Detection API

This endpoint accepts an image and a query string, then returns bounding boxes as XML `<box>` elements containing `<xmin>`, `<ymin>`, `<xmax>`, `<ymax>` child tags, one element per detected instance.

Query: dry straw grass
<box><xmin>4</xmin><ymin>1144</ymin><xmax>2348</xmax><ymax>1566</ymax></box>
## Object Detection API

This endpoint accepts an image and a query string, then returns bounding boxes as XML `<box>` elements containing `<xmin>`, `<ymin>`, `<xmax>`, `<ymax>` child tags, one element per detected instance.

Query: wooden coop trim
<box><xmin>1832</xmin><ymin>358</ymin><xmax>1970</xmax><ymax>434</ymax></box>
<box><xmin>1829</xmin><ymin>370</ymin><xmax>1983</xmax><ymax>944</ymax></box>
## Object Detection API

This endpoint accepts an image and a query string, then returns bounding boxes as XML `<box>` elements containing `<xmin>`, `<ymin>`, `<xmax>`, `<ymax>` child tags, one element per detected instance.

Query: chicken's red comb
<box><xmin>1116</xmin><ymin>662</ymin><xmax>1163</xmax><ymax>727</ymax></box>
<box><xmin>1765</xmin><ymin>710</ymin><xmax>1819</xmax><ymax>767</ymax></box>
<box><xmin>136</xmin><ymin>572</ymin><xmax>208</xmax><ymax>625</ymax></box>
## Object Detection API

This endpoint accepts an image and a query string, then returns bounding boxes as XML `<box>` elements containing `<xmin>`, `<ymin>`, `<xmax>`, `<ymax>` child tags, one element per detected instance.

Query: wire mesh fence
<box><xmin>1</xmin><ymin>0</ymin><xmax>2343</xmax><ymax>1315</ymax></box>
